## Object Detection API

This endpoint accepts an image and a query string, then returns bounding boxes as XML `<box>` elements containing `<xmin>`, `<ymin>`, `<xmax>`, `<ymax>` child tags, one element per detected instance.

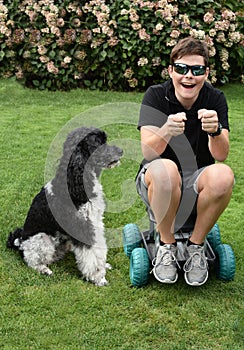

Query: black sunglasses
<box><xmin>173</xmin><ymin>63</ymin><xmax>207</xmax><ymax>76</ymax></box>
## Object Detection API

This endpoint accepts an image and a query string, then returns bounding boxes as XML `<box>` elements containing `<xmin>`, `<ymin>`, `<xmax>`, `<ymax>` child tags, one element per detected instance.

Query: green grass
<box><xmin>0</xmin><ymin>78</ymin><xmax>243</xmax><ymax>349</ymax></box>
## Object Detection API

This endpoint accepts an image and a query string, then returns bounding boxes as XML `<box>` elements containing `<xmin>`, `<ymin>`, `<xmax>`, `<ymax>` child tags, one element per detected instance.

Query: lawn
<box><xmin>0</xmin><ymin>78</ymin><xmax>243</xmax><ymax>350</ymax></box>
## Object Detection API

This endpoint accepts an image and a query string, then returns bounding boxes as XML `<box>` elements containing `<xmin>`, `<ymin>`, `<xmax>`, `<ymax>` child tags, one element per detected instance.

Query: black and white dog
<box><xmin>7</xmin><ymin>127</ymin><xmax>123</xmax><ymax>286</ymax></box>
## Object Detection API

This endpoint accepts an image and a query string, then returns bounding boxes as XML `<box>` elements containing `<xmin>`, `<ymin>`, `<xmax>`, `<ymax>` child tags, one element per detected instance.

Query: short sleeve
<box><xmin>138</xmin><ymin>86</ymin><xmax>168</xmax><ymax>129</ymax></box>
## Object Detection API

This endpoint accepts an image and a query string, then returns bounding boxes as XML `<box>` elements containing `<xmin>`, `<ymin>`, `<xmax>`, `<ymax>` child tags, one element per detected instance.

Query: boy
<box><xmin>136</xmin><ymin>37</ymin><xmax>234</xmax><ymax>286</ymax></box>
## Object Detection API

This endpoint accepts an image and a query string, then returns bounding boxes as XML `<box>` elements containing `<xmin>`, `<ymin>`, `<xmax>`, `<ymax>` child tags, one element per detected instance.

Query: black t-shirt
<box><xmin>138</xmin><ymin>80</ymin><xmax>229</xmax><ymax>174</ymax></box>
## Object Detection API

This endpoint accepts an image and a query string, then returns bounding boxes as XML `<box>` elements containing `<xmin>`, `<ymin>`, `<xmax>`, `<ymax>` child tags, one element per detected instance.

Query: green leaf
<box><xmin>84</xmin><ymin>80</ymin><xmax>91</xmax><ymax>87</ymax></box>
<box><xmin>46</xmin><ymin>80</ymin><xmax>52</xmax><ymax>88</ymax></box>
<box><xmin>32</xmin><ymin>80</ymin><xmax>40</xmax><ymax>87</ymax></box>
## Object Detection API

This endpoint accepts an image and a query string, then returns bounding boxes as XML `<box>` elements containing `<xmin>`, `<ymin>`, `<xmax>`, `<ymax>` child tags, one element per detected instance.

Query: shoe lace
<box><xmin>183</xmin><ymin>251</ymin><xmax>207</xmax><ymax>273</ymax></box>
<box><xmin>152</xmin><ymin>247</ymin><xmax>180</xmax><ymax>270</ymax></box>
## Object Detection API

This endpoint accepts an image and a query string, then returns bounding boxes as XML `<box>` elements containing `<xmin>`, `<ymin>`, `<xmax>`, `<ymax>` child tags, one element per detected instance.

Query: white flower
<box><xmin>64</xmin><ymin>56</ymin><xmax>72</xmax><ymax>64</ymax></box>
<box><xmin>138</xmin><ymin>57</ymin><xmax>148</xmax><ymax>66</ymax></box>
<box><xmin>155</xmin><ymin>23</ymin><xmax>164</xmax><ymax>31</ymax></box>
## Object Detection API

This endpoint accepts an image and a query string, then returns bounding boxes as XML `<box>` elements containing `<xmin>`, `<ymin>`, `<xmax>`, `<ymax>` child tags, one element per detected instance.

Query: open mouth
<box><xmin>107</xmin><ymin>160</ymin><xmax>121</xmax><ymax>169</ymax></box>
<box><xmin>181</xmin><ymin>83</ymin><xmax>196</xmax><ymax>89</ymax></box>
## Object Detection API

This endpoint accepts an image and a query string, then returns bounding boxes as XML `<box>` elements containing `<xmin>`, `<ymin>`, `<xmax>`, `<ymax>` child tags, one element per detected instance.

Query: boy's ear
<box><xmin>205</xmin><ymin>67</ymin><xmax>210</xmax><ymax>80</ymax></box>
<box><xmin>168</xmin><ymin>65</ymin><xmax>173</xmax><ymax>78</ymax></box>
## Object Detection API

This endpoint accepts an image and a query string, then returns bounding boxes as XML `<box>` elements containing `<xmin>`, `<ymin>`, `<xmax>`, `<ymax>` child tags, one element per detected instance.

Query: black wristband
<box><xmin>208</xmin><ymin>122</ymin><xmax>222</xmax><ymax>137</ymax></box>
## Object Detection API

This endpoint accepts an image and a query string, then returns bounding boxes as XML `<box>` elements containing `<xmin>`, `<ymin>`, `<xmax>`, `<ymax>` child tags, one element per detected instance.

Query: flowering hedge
<box><xmin>0</xmin><ymin>0</ymin><xmax>243</xmax><ymax>91</ymax></box>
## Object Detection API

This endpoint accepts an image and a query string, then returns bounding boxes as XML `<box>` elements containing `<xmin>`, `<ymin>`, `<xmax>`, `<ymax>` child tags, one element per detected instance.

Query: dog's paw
<box><xmin>105</xmin><ymin>263</ymin><xmax>112</xmax><ymax>270</ymax></box>
<box><xmin>95</xmin><ymin>277</ymin><xmax>109</xmax><ymax>287</ymax></box>
<box><xmin>40</xmin><ymin>266</ymin><xmax>53</xmax><ymax>276</ymax></box>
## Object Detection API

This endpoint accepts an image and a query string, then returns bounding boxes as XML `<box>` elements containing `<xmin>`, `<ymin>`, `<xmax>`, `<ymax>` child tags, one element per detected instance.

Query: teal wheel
<box><xmin>215</xmin><ymin>244</ymin><xmax>236</xmax><ymax>281</ymax></box>
<box><xmin>207</xmin><ymin>223</ymin><xmax>221</xmax><ymax>252</ymax></box>
<box><xmin>123</xmin><ymin>223</ymin><xmax>142</xmax><ymax>258</ymax></box>
<box><xmin>130</xmin><ymin>248</ymin><xmax>150</xmax><ymax>287</ymax></box>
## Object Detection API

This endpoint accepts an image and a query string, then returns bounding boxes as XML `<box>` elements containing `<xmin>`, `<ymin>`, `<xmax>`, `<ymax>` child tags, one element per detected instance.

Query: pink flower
<box><xmin>152</xmin><ymin>57</ymin><xmax>161</xmax><ymax>66</ymax></box>
<box><xmin>209</xmin><ymin>29</ymin><xmax>216</xmax><ymax>37</ymax></box>
<box><xmin>15</xmin><ymin>70</ymin><xmax>24</xmax><ymax>79</ymax></box>
<box><xmin>161</xmin><ymin>68</ymin><xmax>169</xmax><ymax>79</ymax></box>
<box><xmin>64</xmin><ymin>29</ymin><xmax>76</xmax><ymax>43</ymax></box>
<box><xmin>222</xmin><ymin>62</ymin><xmax>230</xmax><ymax>71</ymax></box>
<box><xmin>222</xmin><ymin>9</ymin><xmax>236</xmax><ymax>21</ymax></box>
<box><xmin>38</xmin><ymin>45</ymin><xmax>48</xmax><ymax>55</ymax></box>
<box><xmin>220</xmin><ymin>48</ymin><xmax>229</xmax><ymax>61</ymax></box>
<box><xmin>46</xmin><ymin>61</ymin><xmax>59</xmax><ymax>74</ymax></box>
<box><xmin>139</xmin><ymin>1</ymin><xmax>155</xmax><ymax>10</ymax></box>
<box><xmin>74</xmin><ymin>50</ymin><xmax>87</xmax><ymax>60</ymax></box>
<box><xmin>76</xmin><ymin>7</ymin><xmax>83</xmax><ymax>17</ymax></box>
<box><xmin>72</xmin><ymin>18</ymin><xmax>80</xmax><ymax>28</ymax></box>
<box><xmin>170</xmin><ymin>30</ymin><xmax>180</xmax><ymax>38</ymax></box>
<box><xmin>13</xmin><ymin>29</ymin><xmax>25</xmax><ymax>44</ymax></box>
<box><xmin>179</xmin><ymin>14</ymin><xmax>190</xmax><ymax>29</ymax></box>
<box><xmin>57</xmin><ymin>18</ymin><xmax>65</xmax><ymax>27</ymax></box>
<box><xmin>203</xmin><ymin>12</ymin><xmax>214</xmax><ymax>24</ymax></box>
<box><xmin>108</xmin><ymin>37</ymin><xmax>119</xmax><ymax>46</ymax></box>
<box><xmin>46</xmin><ymin>13</ymin><xmax>58</xmax><ymax>27</ymax></box>
<box><xmin>228</xmin><ymin>32</ymin><xmax>241</xmax><ymax>43</ymax></box>
<box><xmin>157</xmin><ymin>0</ymin><xmax>168</xmax><ymax>8</ymax></box>
<box><xmin>27</xmin><ymin>10</ymin><xmax>38</xmax><ymax>23</ymax></box>
<box><xmin>138</xmin><ymin>28</ymin><xmax>150</xmax><ymax>42</ymax></box>
<box><xmin>129</xmin><ymin>10</ymin><xmax>139</xmax><ymax>23</ymax></box>
<box><xmin>78</xmin><ymin>29</ymin><xmax>92</xmax><ymax>44</ymax></box>
<box><xmin>51</xmin><ymin>26</ymin><xmax>61</xmax><ymax>37</ymax></box>
<box><xmin>132</xmin><ymin>23</ymin><xmax>142</xmax><ymax>30</ymax></box>
<box><xmin>40</xmin><ymin>55</ymin><xmax>50</xmax><ymax>63</ymax></box>
<box><xmin>23</xmin><ymin>50</ymin><xmax>31</xmax><ymax>59</ymax></box>
<box><xmin>216</xmin><ymin>32</ymin><xmax>226</xmax><ymax>43</ymax></box>
<box><xmin>208</xmin><ymin>46</ymin><xmax>216</xmax><ymax>57</ymax></box>
<box><xmin>166</xmin><ymin>39</ymin><xmax>177</xmax><ymax>47</ymax></box>
<box><xmin>128</xmin><ymin>78</ymin><xmax>138</xmax><ymax>88</ymax></box>
<box><xmin>124</xmin><ymin>68</ymin><xmax>134</xmax><ymax>79</ymax></box>
<box><xmin>29</xmin><ymin>29</ymin><xmax>41</xmax><ymax>44</ymax></box>
<box><xmin>215</xmin><ymin>20</ymin><xmax>230</xmax><ymax>31</ymax></box>
<box><xmin>190</xmin><ymin>29</ymin><xmax>205</xmax><ymax>40</ymax></box>
<box><xmin>204</xmin><ymin>35</ymin><xmax>214</xmax><ymax>47</ymax></box>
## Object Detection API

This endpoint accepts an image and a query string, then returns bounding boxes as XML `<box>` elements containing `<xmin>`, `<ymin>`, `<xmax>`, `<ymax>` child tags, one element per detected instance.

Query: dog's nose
<box><xmin>116</xmin><ymin>146</ymin><xmax>123</xmax><ymax>156</ymax></box>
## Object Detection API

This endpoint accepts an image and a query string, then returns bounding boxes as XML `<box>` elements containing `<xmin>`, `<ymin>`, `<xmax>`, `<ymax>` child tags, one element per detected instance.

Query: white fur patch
<box><xmin>78</xmin><ymin>173</ymin><xmax>107</xmax><ymax>249</ymax></box>
<box><xmin>45</xmin><ymin>181</ymin><xmax>54</xmax><ymax>196</ymax></box>
<box><xmin>20</xmin><ymin>233</ymin><xmax>56</xmax><ymax>275</ymax></box>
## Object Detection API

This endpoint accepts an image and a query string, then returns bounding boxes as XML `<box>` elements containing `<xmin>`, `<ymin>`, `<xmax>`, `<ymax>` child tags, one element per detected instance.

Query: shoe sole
<box><xmin>184</xmin><ymin>270</ymin><xmax>208</xmax><ymax>286</ymax></box>
<box><xmin>153</xmin><ymin>269</ymin><xmax>178</xmax><ymax>284</ymax></box>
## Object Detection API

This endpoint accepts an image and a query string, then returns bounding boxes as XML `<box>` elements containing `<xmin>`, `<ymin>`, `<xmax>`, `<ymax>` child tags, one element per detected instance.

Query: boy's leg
<box><xmin>191</xmin><ymin>163</ymin><xmax>234</xmax><ymax>244</ymax></box>
<box><xmin>184</xmin><ymin>163</ymin><xmax>234</xmax><ymax>286</ymax></box>
<box><xmin>137</xmin><ymin>159</ymin><xmax>181</xmax><ymax>283</ymax></box>
<box><xmin>144</xmin><ymin>159</ymin><xmax>181</xmax><ymax>244</ymax></box>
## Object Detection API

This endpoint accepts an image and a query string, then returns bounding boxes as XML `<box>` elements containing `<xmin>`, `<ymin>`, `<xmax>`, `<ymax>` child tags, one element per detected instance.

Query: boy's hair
<box><xmin>170</xmin><ymin>37</ymin><xmax>209</xmax><ymax>66</ymax></box>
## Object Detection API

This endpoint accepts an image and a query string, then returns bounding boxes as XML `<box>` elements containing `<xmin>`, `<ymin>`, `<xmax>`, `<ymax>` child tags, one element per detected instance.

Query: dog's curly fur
<box><xmin>7</xmin><ymin>127</ymin><xmax>123</xmax><ymax>286</ymax></box>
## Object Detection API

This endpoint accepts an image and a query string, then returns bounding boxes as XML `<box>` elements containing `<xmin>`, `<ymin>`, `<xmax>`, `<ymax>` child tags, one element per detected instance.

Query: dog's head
<box><xmin>52</xmin><ymin>127</ymin><xmax>123</xmax><ymax>207</ymax></box>
<box><xmin>65</xmin><ymin>127</ymin><xmax>123</xmax><ymax>173</ymax></box>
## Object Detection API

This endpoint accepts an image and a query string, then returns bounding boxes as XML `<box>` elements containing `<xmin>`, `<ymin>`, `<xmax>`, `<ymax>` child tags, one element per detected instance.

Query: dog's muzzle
<box><xmin>107</xmin><ymin>146</ymin><xmax>123</xmax><ymax>168</ymax></box>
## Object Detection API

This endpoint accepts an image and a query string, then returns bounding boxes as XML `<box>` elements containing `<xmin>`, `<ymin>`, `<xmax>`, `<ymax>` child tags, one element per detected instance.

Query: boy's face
<box><xmin>168</xmin><ymin>54</ymin><xmax>209</xmax><ymax>110</ymax></box>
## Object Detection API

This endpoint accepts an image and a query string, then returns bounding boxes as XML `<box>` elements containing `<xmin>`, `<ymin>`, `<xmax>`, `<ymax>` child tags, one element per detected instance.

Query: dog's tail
<box><xmin>7</xmin><ymin>228</ymin><xmax>24</xmax><ymax>250</ymax></box>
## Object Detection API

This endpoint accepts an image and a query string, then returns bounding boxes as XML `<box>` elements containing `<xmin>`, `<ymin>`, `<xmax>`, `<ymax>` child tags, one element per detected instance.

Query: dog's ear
<box><xmin>99</xmin><ymin>130</ymin><xmax>107</xmax><ymax>144</ymax></box>
<box><xmin>86</xmin><ymin>130</ymin><xmax>107</xmax><ymax>146</ymax></box>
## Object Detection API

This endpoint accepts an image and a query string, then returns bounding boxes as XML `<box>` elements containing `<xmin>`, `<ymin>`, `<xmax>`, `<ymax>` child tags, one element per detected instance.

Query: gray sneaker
<box><xmin>183</xmin><ymin>244</ymin><xmax>208</xmax><ymax>286</ymax></box>
<box><xmin>152</xmin><ymin>244</ymin><xmax>179</xmax><ymax>283</ymax></box>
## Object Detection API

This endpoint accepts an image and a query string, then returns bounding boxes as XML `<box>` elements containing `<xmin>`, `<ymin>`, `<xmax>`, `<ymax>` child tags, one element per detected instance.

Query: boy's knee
<box><xmin>199</xmin><ymin>164</ymin><xmax>234</xmax><ymax>196</ymax></box>
<box><xmin>144</xmin><ymin>160</ymin><xmax>181</xmax><ymax>199</ymax></box>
